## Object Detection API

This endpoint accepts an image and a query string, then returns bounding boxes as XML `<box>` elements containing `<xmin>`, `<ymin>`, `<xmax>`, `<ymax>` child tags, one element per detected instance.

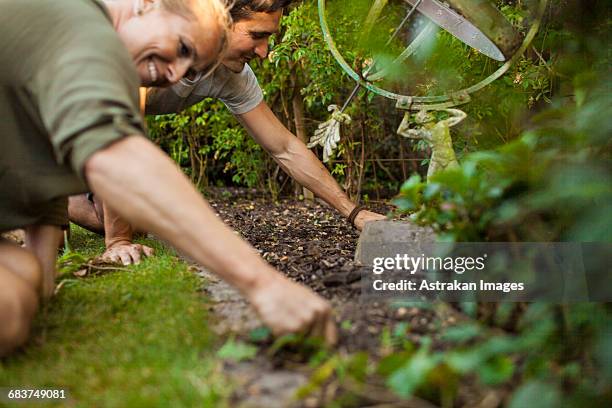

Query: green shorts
<box><xmin>0</xmin><ymin>196</ymin><xmax>69</xmax><ymax>233</ymax></box>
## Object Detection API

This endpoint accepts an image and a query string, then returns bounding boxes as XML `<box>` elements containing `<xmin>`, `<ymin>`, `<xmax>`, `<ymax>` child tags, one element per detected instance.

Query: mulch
<box><xmin>207</xmin><ymin>189</ymin><xmax>440</xmax><ymax>354</ymax></box>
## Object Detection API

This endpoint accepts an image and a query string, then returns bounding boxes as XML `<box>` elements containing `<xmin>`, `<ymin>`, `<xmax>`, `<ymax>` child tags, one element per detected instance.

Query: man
<box><xmin>68</xmin><ymin>0</ymin><xmax>386</xmax><ymax>265</ymax></box>
<box><xmin>1</xmin><ymin>0</ymin><xmax>335</xmax><ymax>356</ymax></box>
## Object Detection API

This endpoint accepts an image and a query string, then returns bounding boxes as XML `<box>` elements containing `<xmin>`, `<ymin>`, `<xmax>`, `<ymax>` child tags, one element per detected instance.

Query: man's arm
<box><xmin>85</xmin><ymin>135</ymin><xmax>336</xmax><ymax>343</ymax></box>
<box><xmin>95</xmin><ymin>100</ymin><xmax>384</xmax><ymax>265</ymax></box>
<box><xmin>237</xmin><ymin>102</ymin><xmax>386</xmax><ymax>230</ymax></box>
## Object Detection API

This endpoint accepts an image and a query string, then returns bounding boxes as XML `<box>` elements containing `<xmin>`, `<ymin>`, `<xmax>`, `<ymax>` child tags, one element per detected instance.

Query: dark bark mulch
<box><xmin>208</xmin><ymin>190</ymin><xmax>440</xmax><ymax>354</ymax></box>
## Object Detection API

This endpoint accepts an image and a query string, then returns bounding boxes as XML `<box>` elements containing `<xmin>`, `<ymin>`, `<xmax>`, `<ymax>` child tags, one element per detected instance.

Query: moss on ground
<box><xmin>0</xmin><ymin>226</ymin><xmax>230</xmax><ymax>408</ymax></box>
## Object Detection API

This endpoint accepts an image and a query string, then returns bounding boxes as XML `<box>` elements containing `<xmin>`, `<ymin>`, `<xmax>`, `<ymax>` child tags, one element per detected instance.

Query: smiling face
<box><xmin>222</xmin><ymin>10</ymin><xmax>282</xmax><ymax>73</ymax></box>
<box><xmin>117</xmin><ymin>7</ymin><xmax>224</xmax><ymax>87</ymax></box>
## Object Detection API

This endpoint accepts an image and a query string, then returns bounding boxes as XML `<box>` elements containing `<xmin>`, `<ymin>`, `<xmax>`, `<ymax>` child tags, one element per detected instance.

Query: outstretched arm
<box><xmin>237</xmin><ymin>102</ymin><xmax>386</xmax><ymax>230</ymax></box>
<box><xmin>85</xmin><ymin>135</ymin><xmax>336</xmax><ymax>343</ymax></box>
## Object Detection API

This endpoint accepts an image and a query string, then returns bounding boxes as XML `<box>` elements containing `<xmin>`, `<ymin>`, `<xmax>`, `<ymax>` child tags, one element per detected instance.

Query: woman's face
<box><xmin>117</xmin><ymin>7</ymin><xmax>223</xmax><ymax>86</ymax></box>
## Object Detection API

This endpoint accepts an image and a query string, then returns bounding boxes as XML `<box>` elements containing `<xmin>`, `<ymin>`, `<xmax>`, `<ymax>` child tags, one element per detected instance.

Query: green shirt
<box><xmin>0</xmin><ymin>0</ymin><xmax>144</xmax><ymax>231</ymax></box>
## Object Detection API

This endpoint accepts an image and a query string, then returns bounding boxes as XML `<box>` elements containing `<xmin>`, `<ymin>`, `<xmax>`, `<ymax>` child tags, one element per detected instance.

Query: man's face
<box><xmin>118</xmin><ymin>7</ymin><xmax>223</xmax><ymax>87</ymax></box>
<box><xmin>222</xmin><ymin>10</ymin><xmax>282</xmax><ymax>73</ymax></box>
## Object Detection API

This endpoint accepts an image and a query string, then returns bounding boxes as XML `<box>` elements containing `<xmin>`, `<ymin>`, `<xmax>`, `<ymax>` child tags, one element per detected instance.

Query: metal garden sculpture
<box><xmin>309</xmin><ymin>0</ymin><xmax>548</xmax><ymax>178</ymax></box>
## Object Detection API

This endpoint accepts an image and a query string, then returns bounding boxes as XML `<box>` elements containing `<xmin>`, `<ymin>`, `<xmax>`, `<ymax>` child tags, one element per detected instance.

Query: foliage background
<box><xmin>148</xmin><ymin>0</ymin><xmax>562</xmax><ymax>201</ymax></box>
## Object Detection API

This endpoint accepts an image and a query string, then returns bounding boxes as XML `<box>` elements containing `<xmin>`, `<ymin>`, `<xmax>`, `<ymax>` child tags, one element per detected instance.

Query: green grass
<box><xmin>0</xmin><ymin>226</ymin><xmax>230</xmax><ymax>408</ymax></box>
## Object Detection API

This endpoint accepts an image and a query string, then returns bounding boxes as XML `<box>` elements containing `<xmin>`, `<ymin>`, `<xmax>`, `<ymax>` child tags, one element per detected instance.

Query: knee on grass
<box><xmin>0</xmin><ymin>268</ymin><xmax>39</xmax><ymax>357</ymax></box>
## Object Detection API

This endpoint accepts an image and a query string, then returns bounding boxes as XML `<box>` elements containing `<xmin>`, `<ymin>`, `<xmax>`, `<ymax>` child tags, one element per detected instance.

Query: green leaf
<box><xmin>387</xmin><ymin>347</ymin><xmax>440</xmax><ymax>398</ymax></box>
<box><xmin>380</xmin><ymin>327</ymin><xmax>393</xmax><ymax>350</ymax></box>
<box><xmin>478</xmin><ymin>356</ymin><xmax>515</xmax><ymax>385</ymax></box>
<box><xmin>459</xmin><ymin>302</ymin><xmax>478</xmax><ymax>318</ymax></box>
<box><xmin>509</xmin><ymin>381</ymin><xmax>562</xmax><ymax>408</ymax></box>
<box><xmin>267</xmin><ymin>333</ymin><xmax>300</xmax><ymax>355</ymax></box>
<box><xmin>248</xmin><ymin>327</ymin><xmax>271</xmax><ymax>343</ymax></box>
<box><xmin>479</xmin><ymin>336</ymin><xmax>520</xmax><ymax>355</ymax></box>
<box><xmin>440</xmin><ymin>323</ymin><xmax>482</xmax><ymax>344</ymax></box>
<box><xmin>392</xmin><ymin>322</ymin><xmax>410</xmax><ymax>342</ymax></box>
<box><xmin>296</xmin><ymin>356</ymin><xmax>339</xmax><ymax>399</ymax></box>
<box><xmin>340</xmin><ymin>320</ymin><xmax>353</xmax><ymax>330</ymax></box>
<box><xmin>377</xmin><ymin>351</ymin><xmax>413</xmax><ymax>377</ymax></box>
<box><xmin>437</xmin><ymin>232</ymin><xmax>457</xmax><ymax>243</ymax></box>
<box><xmin>423</xmin><ymin>182</ymin><xmax>441</xmax><ymax>200</ymax></box>
<box><xmin>346</xmin><ymin>352</ymin><xmax>369</xmax><ymax>382</ymax></box>
<box><xmin>391</xmin><ymin>197</ymin><xmax>418</xmax><ymax>211</ymax></box>
<box><xmin>462</xmin><ymin>160</ymin><xmax>477</xmax><ymax>178</ymax></box>
<box><xmin>217</xmin><ymin>338</ymin><xmax>258</xmax><ymax>362</ymax></box>
<box><xmin>400</xmin><ymin>174</ymin><xmax>423</xmax><ymax>194</ymax></box>
<box><xmin>445</xmin><ymin>349</ymin><xmax>484</xmax><ymax>374</ymax></box>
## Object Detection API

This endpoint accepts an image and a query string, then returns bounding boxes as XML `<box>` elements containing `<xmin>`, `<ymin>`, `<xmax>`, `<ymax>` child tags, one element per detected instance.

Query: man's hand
<box><xmin>353</xmin><ymin>210</ymin><xmax>386</xmax><ymax>231</ymax></box>
<box><xmin>247</xmin><ymin>274</ymin><xmax>337</xmax><ymax>346</ymax></box>
<box><xmin>101</xmin><ymin>241</ymin><xmax>154</xmax><ymax>265</ymax></box>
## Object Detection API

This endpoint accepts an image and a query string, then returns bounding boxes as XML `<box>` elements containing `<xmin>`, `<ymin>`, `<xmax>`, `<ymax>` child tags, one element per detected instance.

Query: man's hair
<box><xmin>230</xmin><ymin>0</ymin><xmax>296</xmax><ymax>22</ymax></box>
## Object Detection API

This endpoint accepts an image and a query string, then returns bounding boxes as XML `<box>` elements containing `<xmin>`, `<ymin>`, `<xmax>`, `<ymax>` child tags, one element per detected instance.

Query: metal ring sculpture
<box><xmin>318</xmin><ymin>0</ymin><xmax>549</xmax><ymax>111</ymax></box>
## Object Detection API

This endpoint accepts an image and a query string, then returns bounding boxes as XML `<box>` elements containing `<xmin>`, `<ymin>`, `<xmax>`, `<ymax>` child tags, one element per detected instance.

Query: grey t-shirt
<box><xmin>146</xmin><ymin>64</ymin><xmax>264</xmax><ymax>115</ymax></box>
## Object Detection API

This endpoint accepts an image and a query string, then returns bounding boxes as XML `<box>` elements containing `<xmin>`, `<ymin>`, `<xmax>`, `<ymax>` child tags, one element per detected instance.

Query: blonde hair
<box><xmin>158</xmin><ymin>0</ymin><xmax>233</xmax><ymax>78</ymax></box>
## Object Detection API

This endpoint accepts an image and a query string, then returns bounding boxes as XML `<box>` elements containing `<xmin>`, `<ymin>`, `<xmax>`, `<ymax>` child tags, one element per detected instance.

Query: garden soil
<box><xmin>199</xmin><ymin>189</ymin><xmax>466</xmax><ymax>407</ymax></box>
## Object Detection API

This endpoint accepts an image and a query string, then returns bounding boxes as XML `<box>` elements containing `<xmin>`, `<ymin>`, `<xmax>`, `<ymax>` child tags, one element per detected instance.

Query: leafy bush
<box><xmin>393</xmin><ymin>41</ymin><xmax>611</xmax><ymax>243</ymax></box>
<box><xmin>148</xmin><ymin>98</ymin><xmax>268</xmax><ymax>189</ymax></box>
<box><xmin>381</xmin><ymin>3</ymin><xmax>611</xmax><ymax>405</ymax></box>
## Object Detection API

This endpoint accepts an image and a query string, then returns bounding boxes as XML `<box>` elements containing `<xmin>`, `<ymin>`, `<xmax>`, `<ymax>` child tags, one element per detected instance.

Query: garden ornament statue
<box><xmin>311</xmin><ymin>0</ymin><xmax>548</xmax><ymax>174</ymax></box>
<box><xmin>397</xmin><ymin>108</ymin><xmax>466</xmax><ymax>180</ymax></box>
<box><xmin>308</xmin><ymin>104</ymin><xmax>352</xmax><ymax>162</ymax></box>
